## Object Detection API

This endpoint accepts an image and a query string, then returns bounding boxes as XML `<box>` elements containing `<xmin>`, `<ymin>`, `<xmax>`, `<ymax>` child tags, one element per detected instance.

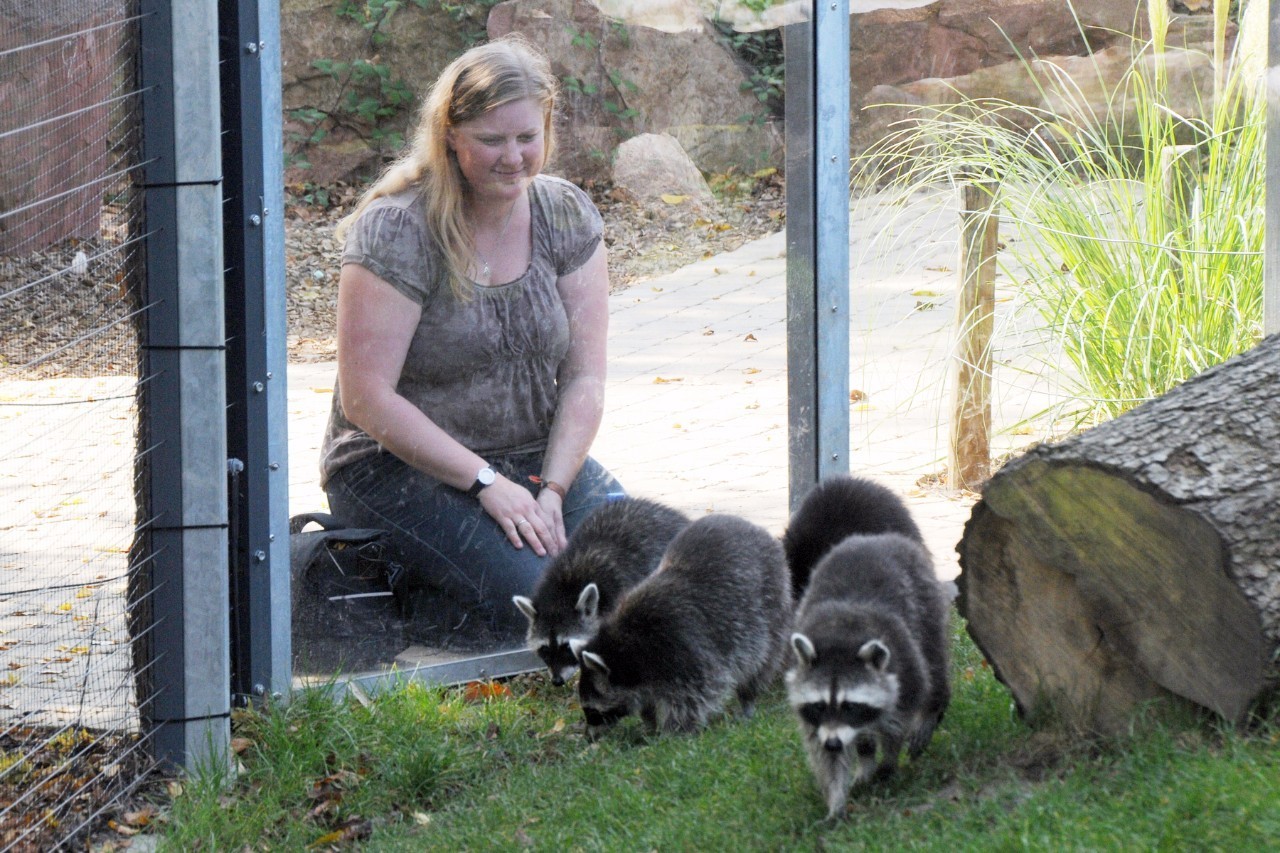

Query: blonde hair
<box><xmin>336</xmin><ymin>35</ymin><xmax>559</xmax><ymax>300</ymax></box>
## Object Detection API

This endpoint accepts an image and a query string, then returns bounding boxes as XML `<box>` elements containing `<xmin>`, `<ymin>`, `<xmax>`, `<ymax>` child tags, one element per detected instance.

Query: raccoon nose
<box><xmin>824</xmin><ymin>736</ymin><xmax>844</xmax><ymax>753</ymax></box>
<box><xmin>550</xmin><ymin>674</ymin><xmax>565</xmax><ymax>686</ymax></box>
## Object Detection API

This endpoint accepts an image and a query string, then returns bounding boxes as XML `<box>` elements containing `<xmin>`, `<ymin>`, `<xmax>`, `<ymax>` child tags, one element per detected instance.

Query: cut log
<box><xmin>957</xmin><ymin>333</ymin><xmax>1280</xmax><ymax>733</ymax></box>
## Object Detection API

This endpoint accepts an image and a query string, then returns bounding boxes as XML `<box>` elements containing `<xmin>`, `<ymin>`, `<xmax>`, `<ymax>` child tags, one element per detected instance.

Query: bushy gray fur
<box><xmin>577</xmin><ymin>513</ymin><xmax>792</xmax><ymax>738</ymax></box>
<box><xmin>784</xmin><ymin>476</ymin><xmax>951</xmax><ymax>819</ymax></box>
<box><xmin>513</xmin><ymin>497</ymin><xmax>689</xmax><ymax>685</ymax></box>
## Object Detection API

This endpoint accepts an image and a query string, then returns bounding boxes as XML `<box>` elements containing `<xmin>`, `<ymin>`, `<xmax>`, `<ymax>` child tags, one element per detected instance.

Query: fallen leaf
<box><xmin>743</xmin><ymin>367</ymin><xmax>761</xmax><ymax>375</ymax></box>
<box><xmin>230</xmin><ymin>737</ymin><xmax>253</xmax><ymax>754</ymax></box>
<box><xmin>850</xmin><ymin>389</ymin><xmax>867</xmax><ymax>402</ymax></box>
<box><xmin>308</xmin><ymin>818</ymin><xmax>371</xmax><ymax>848</ymax></box>
<box><xmin>411</xmin><ymin>811</ymin><xmax>432</xmax><ymax>826</ymax></box>
<box><xmin>463</xmin><ymin>680</ymin><xmax>512</xmax><ymax>702</ymax></box>
<box><xmin>702</xmin><ymin>328</ymin><xmax>714</xmax><ymax>336</ymax></box>
<box><xmin>108</xmin><ymin>819</ymin><xmax>139</xmax><ymax>837</ymax></box>
<box><xmin>660</xmin><ymin>193</ymin><xmax>688</xmax><ymax>205</ymax></box>
<box><xmin>652</xmin><ymin>376</ymin><xmax>684</xmax><ymax>384</ymax></box>
<box><xmin>121</xmin><ymin>806</ymin><xmax>157</xmax><ymax>827</ymax></box>
<box><xmin>743</xmin><ymin>333</ymin><xmax>757</xmax><ymax>342</ymax></box>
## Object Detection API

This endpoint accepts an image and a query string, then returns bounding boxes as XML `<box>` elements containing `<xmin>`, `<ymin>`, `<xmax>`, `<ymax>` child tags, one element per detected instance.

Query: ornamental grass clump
<box><xmin>859</xmin><ymin>0</ymin><xmax>1265</xmax><ymax>425</ymax></box>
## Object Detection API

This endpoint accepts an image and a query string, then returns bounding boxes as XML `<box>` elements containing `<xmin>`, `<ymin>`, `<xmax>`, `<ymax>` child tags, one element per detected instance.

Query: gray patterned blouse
<box><xmin>320</xmin><ymin>174</ymin><xmax>604</xmax><ymax>487</ymax></box>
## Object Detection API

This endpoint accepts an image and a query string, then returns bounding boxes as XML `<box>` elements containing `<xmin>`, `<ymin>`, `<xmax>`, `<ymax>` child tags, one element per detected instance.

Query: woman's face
<box><xmin>447</xmin><ymin>97</ymin><xmax>547</xmax><ymax>204</ymax></box>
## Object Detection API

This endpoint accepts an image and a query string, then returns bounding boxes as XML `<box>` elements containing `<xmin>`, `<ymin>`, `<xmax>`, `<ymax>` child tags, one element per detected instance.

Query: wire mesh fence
<box><xmin>0</xmin><ymin>1</ymin><xmax>157</xmax><ymax>847</ymax></box>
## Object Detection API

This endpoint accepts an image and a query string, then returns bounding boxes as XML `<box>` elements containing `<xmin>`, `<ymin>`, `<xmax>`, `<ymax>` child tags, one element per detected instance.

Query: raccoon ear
<box><xmin>512</xmin><ymin>595</ymin><xmax>537</xmax><ymax>623</ymax></box>
<box><xmin>576</xmin><ymin>583</ymin><xmax>601</xmax><ymax>619</ymax></box>
<box><xmin>857</xmin><ymin>639</ymin><xmax>890</xmax><ymax>671</ymax></box>
<box><xmin>791</xmin><ymin>633</ymin><xmax>817</xmax><ymax>666</ymax></box>
<box><xmin>580</xmin><ymin>650</ymin><xmax>610</xmax><ymax>676</ymax></box>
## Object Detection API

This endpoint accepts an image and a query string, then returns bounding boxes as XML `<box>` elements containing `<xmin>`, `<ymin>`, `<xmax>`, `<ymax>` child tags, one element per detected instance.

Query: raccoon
<box><xmin>785</xmin><ymin>480</ymin><xmax>950</xmax><ymax>819</ymax></box>
<box><xmin>512</xmin><ymin>497</ymin><xmax>689</xmax><ymax>685</ymax></box>
<box><xmin>781</xmin><ymin>474</ymin><xmax>923</xmax><ymax>599</ymax></box>
<box><xmin>576</xmin><ymin>513</ymin><xmax>792</xmax><ymax>739</ymax></box>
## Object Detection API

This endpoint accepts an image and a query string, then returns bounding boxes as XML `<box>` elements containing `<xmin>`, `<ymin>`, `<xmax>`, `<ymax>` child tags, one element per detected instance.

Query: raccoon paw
<box><xmin>871</xmin><ymin>762</ymin><xmax>897</xmax><ymax>784</ymax></box>
<box><xmin>823</xmin><ymin>790</ymin><xmax>850</xmax><ymax>821</ymax></box>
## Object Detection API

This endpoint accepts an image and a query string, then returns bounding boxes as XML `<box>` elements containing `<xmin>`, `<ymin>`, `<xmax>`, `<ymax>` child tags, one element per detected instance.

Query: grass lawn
<box><xmin>153</xmin><ymin>617</ymin><xmax>1280</xmax><ymax>850</ymax></box>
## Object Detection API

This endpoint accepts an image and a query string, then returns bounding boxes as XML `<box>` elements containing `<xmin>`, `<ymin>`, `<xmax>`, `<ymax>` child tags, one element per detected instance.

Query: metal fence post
<box><xmin>220</xmin><ymin>0</ymin><xmax>292</xmax><ymax>706</ymax></box>
<box><xmin>785</xmin><ymin>0</ymin><xmax>851</xmax><ymax>511</ymax></box>
<box><xmin>137</xmin><ymin>0</ymin><xmax>231</xmax><ymax>770</ymax></box>
<box><xmin>1265</xmin><ymin>0</ymin><xmax>1280</xmax><ymax>335</ymax></box>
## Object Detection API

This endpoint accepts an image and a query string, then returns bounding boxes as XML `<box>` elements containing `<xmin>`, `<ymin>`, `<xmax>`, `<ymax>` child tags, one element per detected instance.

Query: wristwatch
<box><xmin>466</xmin><ymin>465</ymin><xmax>497</xmax><ymax>498</ymax></box>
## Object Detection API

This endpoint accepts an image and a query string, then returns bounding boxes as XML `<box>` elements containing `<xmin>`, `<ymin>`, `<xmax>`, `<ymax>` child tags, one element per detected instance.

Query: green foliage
<box><xmin>286</xmin><ymin>0</ymin><xmax>431</xmax><ymax>177</ymax></box>
<box><xmin>713</xmin><ymin>19</ymin><xmax>784</xmax><ymax>126</ymax></box>
<box><xmin>859</xmin><ymin>0</ymin><xmax>1264</xmax><ymax>426</ymax></box>
<box><xmin>437</xmin><ymin>0</ymin><xmax>501</xmax><ymax>46</ymax></box>
<box><xmin>560</xmin><ymin>23</ymin><xmax>643</xmax><ymax>129</ymax></box>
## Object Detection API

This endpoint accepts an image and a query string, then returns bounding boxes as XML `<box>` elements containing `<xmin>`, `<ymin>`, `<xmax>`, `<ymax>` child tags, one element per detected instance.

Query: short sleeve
<box><xmin>543</xmin><ymin>178</ymin><xmax>604</xmax><ymax>276</ymax></box>
<box><xmin>341</xmin><ymin>199</ymin><xmax>438</xmax><ymax>304</ymax></box>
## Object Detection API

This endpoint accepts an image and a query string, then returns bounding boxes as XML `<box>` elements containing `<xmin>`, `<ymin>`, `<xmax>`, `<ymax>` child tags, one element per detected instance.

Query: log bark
<box><xmin>956</xmin><ymin>333</ymin><xmax>1280</xmax><ymax>733</ymax></box>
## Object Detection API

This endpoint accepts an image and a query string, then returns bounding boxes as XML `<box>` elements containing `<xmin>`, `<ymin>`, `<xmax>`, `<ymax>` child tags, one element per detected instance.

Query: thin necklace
<box><xmin>475</xmin><ymin>199</ymin><xmax>519</xmax><ymax>283</ymax></box>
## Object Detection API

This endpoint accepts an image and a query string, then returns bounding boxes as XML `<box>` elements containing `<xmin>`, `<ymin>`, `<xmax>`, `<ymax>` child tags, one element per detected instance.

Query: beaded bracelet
<box><xmin>529</xmin><ymin>475</ymin><xmax>567</xmax><ymax>500</ymax></box>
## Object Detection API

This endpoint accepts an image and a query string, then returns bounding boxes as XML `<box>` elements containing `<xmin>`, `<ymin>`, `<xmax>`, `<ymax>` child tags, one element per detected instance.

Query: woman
<box><xmin>320</xmin><ymin>35</ymin><xmax>624</xmax><ymax>646</ymax></box>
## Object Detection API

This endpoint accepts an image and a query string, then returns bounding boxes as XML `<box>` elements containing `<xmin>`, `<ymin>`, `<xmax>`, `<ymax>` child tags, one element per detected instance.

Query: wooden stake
<box><xmin>949</xmin><ymin>180</ymin><xmax>999</xmax><ymax>491</ymax></box>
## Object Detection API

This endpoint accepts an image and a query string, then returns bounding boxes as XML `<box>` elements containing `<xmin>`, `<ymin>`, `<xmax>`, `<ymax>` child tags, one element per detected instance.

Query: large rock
<box><xmin>850</xmin><ymin>0</ymin><xmax>1146</xmax><ymax>106</ymax></box>
<box><xmin>488</xmin><ymin>0</ymin><xmax>781</xmax><ymax>182</ymax></box>
<box><xmin>611</xmin><ymin>132</ymin><xmax>714</xmax><ymax>210</ymax></box>
<box><xmin>856</xmin><ymin>18</ymin><xmax>1228</xmax><ymax>159</ymax></box>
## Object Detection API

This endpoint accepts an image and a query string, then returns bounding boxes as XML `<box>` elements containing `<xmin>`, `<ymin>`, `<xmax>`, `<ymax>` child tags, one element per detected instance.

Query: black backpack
<box><xmin>289</xmin><ymin>512</ymin><xmax>406</xmax><ymax>675</ymax></box>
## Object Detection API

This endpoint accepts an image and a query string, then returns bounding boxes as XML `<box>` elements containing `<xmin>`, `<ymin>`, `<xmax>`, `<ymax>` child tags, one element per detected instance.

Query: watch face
<box><xmin>478</xmin><ymin>466</ymin><xmax>496</xmax><ymax>486</ymax></box>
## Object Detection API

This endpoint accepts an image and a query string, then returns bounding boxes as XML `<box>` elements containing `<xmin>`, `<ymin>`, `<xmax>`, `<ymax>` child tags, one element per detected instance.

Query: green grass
<box><xmin>151</xmin><ymin>620</ymin><xmax>1280</xmax><ymax>850</ymax></box>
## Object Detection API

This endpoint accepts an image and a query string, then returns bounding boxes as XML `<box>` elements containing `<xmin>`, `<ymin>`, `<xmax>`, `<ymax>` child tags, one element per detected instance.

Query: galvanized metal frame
<box><xmin>784</xmin><ymin>3</ymin><xmax>851</xmax><ymax>511</ymax></box>
<box><xmin>1266</xmin><ymin>1</ymin><xmax>1280</xmax><ymax>336</ymax></box>
<box><xmin>137</xmin><ymin>0</ymin><xmax>231</xmax><ymax>770</ymax></box>
<box><xmin>220</xmin><ymin>0</ymin><xmax>292</xmax><ymax>707</ymax></box>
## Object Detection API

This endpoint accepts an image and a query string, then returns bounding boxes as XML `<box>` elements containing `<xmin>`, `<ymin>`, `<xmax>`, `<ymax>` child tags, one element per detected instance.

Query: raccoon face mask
<box><xmin>513</xmin><ymin>585</ymin><xmax>599</xmax><ymax>686</ymax></box>
<box><xmin>577</xmin><ymin>651</ymin><xmax>633</xmax><ymax>739</ymax></box>
<box><xmin>788</xmin><ymin>634</ymin><xmax>899</xmax><ymax>754</ymax></box>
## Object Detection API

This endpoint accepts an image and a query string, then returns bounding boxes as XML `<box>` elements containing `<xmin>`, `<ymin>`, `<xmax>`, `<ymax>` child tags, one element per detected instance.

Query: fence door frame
<box><xmin>784</xmin><ymin>2</ymin><xmax>851</xmax><ymax>511</ymax></box>
<box><xmin>220</xmin><ymin>0</ymin><xmax>292</xmax><ymax>708</ymax></box>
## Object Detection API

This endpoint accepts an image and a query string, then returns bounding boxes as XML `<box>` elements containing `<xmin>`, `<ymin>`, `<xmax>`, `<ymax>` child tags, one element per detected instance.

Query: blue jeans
<box><xmin>325</xmin><ymin>449</ymin><xmax>625</xmax><ymax>647</ymax></box>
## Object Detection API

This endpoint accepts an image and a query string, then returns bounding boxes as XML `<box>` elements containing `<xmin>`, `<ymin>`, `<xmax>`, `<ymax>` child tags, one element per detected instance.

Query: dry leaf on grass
<box><xmin>463</xmin><ymin>680</ymin><xmax>512</xmax><ymax>702</ymax></box>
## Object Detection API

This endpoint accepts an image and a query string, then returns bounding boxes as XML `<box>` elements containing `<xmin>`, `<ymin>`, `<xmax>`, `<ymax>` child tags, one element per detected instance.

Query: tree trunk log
<box><xmin>956</xmin><ymin>333</ymin><xmax>1280</xmax><ymax>733</ymax></box>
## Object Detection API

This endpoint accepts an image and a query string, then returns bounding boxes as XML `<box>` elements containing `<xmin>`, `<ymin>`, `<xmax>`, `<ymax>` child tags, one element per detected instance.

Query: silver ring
<box><xmin>516</xmin><ymin>519</ymin><xmax>530</xmax><ymax>528</ymax></box>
